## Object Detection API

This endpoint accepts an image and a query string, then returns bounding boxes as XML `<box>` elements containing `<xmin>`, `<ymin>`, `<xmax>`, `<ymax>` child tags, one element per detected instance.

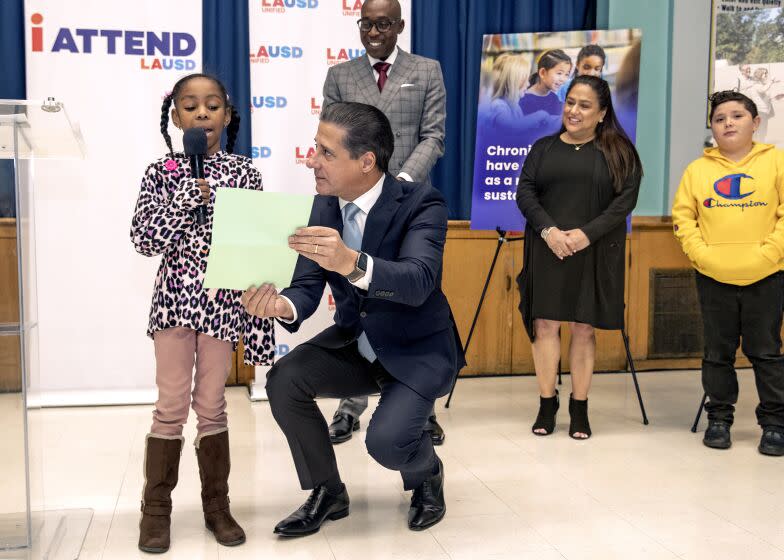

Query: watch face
<box><xmin>345</xmin><ymin>252</ymin><xmax>367</xmax><ymax>282</ymax></box>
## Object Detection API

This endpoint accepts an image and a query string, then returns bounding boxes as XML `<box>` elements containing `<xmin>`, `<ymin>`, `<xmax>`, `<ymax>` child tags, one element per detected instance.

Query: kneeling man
<box><xmin>242</xmin><ymin>101</ymin><xmax>464</xmax><ymax>536</ymax></box>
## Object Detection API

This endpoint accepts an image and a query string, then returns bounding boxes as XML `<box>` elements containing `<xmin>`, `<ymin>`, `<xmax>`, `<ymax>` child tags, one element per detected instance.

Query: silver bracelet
<box><xmin>541</xmin><ymin>227</ymin><xmax>553</xmax><ymax>241</ymax></box>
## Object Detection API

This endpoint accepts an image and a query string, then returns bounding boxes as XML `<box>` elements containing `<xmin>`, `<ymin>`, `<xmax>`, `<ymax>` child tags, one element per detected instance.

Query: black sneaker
<box><xmin>758</xmin><ymin>427</ymin><xmax>784</xmax><ymax>456</ymax></box>
<box><xmin>703</xmin><ymin>420</ymin><xmax>731</xmax><ymax>449</ymax></box>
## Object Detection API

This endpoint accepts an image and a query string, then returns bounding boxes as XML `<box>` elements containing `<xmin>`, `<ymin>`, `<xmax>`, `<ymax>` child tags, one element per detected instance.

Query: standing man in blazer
<box><xmin>242</xmin><ymin>102</ymin><xmax>463</xmax><ymax>535</ymax></box>
<box><xmin>322</xmin><ymin>0</ymin><xmax>448</xmax><ymax>445</ymax></box>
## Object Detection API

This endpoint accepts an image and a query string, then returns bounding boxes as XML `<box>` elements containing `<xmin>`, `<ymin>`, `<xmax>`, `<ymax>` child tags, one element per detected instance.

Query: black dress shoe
<box><xmin>408</xmin><ymin>456</ymin><xmax>445</xmax><ymax>531</ymax></box>
<box><xmin>329</xmin><ymin>413</ymin><xmax>359</xmax><ymax>444</ymax></box>
<box><xmin>425</xmin><ymin>415</ymin><xmax>445</xmax><ymax>446</ymax></box>
<box><xmin>273</xmin><ymin>485</ymin><xmax>350</xmax><ymax>537</ymax></box>
<box><xmin>703</xmin><ymin>420</ymin><xmax>732</xmax><ymax>449</ymax></box>
<box><xmin>759</xmin><ymin>427</ymin><xmax>784</xmax><ymax>456</ymax></box>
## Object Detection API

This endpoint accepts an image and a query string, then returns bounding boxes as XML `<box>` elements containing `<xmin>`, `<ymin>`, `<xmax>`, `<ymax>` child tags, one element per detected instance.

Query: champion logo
<box><xmin>713</xmin><ymin>173</ymin><xmax>754</xmax><ymax>200</ymax></box>
<box><xmin>702</xmin><ymin>197</ymin><xmax>768</xmax><ymax>211</ymax></box>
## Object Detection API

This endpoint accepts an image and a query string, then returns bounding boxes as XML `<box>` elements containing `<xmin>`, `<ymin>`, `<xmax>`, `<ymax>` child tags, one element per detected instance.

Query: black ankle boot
<box><xmin>569</xmin><ymin>394</ymin><xmax>591</xmax><ymax>439</ymax></box>
<box><xmin>532</xmin><ymin>391</ymin><xmax>559</xmax><ymax>436</ymax></box>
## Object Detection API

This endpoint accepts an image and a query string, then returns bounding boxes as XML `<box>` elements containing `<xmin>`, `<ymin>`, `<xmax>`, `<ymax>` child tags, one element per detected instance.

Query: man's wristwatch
<box><xmin>345</xmin><ymin>251</ymin><xmax>368</xmax><ymax>283</ymax></box>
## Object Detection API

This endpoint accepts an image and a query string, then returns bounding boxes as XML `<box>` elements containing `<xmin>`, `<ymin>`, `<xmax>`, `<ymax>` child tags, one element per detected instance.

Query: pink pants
<box><xmin>151</xmin><ymin>327</ymin><xmax>233</xmax><ymax>436</ymax></box>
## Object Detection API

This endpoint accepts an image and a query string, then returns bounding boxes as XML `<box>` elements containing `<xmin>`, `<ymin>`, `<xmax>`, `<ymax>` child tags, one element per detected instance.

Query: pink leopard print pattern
<box><xmin>131</xmin><ymin>151</ymin><xmax>274</xmax><ymax>365</ymax></box>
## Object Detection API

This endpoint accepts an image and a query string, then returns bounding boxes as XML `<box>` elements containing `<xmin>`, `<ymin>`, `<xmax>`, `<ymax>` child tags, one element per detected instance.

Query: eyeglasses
<box><xmin>356</xmin><ymin>18</ymin><xmax>399</xmax><ymax>33</ymax></box>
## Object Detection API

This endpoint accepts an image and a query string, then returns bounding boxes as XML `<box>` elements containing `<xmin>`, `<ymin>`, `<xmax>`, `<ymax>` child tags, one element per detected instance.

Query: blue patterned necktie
<box><xmin>342</xmin><ymin>202</ymin><xmax>376</xmax><ymax>362</ymax></box>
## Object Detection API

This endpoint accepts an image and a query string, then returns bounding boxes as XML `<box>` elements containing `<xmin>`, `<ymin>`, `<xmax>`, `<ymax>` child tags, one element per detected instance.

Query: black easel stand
<box><xmin>445</xmin><ymin>228</ymin><xmax>649</xmax><ymax>425</ymax></box>
<box><xmin>445</xmin><ymin>228</ymin><xmax>518</xmax><ymax>408</ymax></box>
<box><xmin>691</xmin><ymin>392</ymin><xmax>708</xmax><ymax>433</ymax></box>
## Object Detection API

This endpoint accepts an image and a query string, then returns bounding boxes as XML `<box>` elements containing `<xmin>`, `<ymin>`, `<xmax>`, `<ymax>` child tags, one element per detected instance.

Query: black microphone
<box><xmin>183</xmin><ymin>127</ymin><xmax>208</xmax><ymax>226</ymax></box>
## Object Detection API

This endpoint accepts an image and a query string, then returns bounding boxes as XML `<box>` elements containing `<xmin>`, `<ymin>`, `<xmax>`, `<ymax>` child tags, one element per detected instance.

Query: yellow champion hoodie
<box><xmin>672</xmin><ymin>142</ymin><xmax>784</xmax><ymax>286</ymax></box>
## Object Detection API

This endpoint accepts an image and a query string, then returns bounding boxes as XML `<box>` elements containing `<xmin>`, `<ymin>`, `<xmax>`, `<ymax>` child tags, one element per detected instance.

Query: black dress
<box><xmin>516</xmin><ymin>134</ymin><xmax>641</xmax><ymax>341</ymax></box>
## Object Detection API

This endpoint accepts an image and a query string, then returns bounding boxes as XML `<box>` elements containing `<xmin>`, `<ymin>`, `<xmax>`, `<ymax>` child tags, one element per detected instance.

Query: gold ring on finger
<box><xmin>314</xmin><ymin>244</ymin><xmax>319</xmax><ymax>254</ymax></box>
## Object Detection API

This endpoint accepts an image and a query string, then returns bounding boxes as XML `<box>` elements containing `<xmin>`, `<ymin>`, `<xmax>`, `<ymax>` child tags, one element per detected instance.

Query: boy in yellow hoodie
<box><xmin>673</xmin><ymin>90</ymin><xmax>784</xmax><ymax>456</ymax></box>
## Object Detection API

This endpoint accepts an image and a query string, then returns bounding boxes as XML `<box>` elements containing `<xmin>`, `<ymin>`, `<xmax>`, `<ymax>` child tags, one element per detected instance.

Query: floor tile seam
<box><xmin>477</xmin><ymin>469</ymin><xmax>568</xmax><ymax>554</ymax></box>
<box><xmin>101</xmin><ymin>428</ymin><xmax>139</xmax><ymax>560</ymax></box>
<box><xmin>701</xmin><ymin>501</ymin><xmax>784</xmax><ymax>553</ymax></box>
<box><xmin>445</xmin><ymin>447</ymin><xmax>519</xmax><ymax>517</ymax></box>
<box><xmin>603</xmin><ymin>501</ymin><xmax>702</xmax><ymax>559</ymax></box>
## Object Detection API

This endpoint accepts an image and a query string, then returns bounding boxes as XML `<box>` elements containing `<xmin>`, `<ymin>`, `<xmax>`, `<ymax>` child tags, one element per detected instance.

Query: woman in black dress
<box><xmin>516</xmin><ymin>75</ymin><xmax>642</xmax><ymax>439</ymax></box>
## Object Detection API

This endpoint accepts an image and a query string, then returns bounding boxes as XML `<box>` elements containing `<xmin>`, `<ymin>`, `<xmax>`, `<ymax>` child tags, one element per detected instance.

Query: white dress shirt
<box><xmin>279</xmin><ymin>175</ymin><xmax>385</xmax><ymax>324</ymax></box>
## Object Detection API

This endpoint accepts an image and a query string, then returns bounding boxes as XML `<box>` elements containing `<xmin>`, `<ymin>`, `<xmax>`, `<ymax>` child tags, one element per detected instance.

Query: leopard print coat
<box><xmin>131</xmin><ymin>151</ymin><xmax>274</xmax><ymax>365</ymax></box>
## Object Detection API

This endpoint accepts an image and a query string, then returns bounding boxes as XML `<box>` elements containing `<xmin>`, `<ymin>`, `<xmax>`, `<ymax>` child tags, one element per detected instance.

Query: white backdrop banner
<box><xmin>248</xmin><ymin>0</ymin><xmax>411</xmax><ymax>359</ymax></box>
<box><xmin>25</xmin><ymin>1</ymin><xmax>201</xmax><ymax>404</ymax></box>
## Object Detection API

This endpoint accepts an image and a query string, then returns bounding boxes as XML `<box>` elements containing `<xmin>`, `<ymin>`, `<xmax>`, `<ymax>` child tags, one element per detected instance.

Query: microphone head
<box><xmin>183</xmin><ymin>127</ymin><xmax>208</xmax><ymax>156</ymax></box>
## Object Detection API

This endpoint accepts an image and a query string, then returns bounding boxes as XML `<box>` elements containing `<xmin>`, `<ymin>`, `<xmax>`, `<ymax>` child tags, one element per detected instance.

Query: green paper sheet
<box><xmin>203</xmin><ymin>188</ymin><xmax>314</xmax><ymax>290</ymax></box>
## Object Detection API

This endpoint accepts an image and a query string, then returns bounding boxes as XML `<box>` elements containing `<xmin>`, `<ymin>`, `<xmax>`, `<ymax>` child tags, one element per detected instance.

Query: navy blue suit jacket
<box><xmin>279</xmin><ymin>175</ymin><xmax>465</xmax><ymax>399</ymax></box>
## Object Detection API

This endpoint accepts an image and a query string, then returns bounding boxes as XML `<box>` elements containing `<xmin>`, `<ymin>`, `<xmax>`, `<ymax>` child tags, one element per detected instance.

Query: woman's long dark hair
<box><xmin>562</xmin><ymin>75</ymin><xmax>642</xmax><ymax>192</ymax></box>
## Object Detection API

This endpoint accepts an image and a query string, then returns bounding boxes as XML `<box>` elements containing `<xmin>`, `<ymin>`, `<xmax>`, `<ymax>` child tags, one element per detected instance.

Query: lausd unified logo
<box><xmin>342</xmin><ymin>0</ymin><xmax>363</xmax><ymax>17</ymax></box>
<box><xmin>251</xmin><ymin>146</ymin><xmax>272</xmax><ymax>159</ymax></box>
<box><xmin>310</xmin><ymin>96</ymin><xmax>321</xmax><ymax>115</ymax></box>
<box><xmin>326</xmin><ymin>47</ymin><xmax>365</xmax><ymax>66</ymax></box>
<box><xmin>703</xmin><ymin>173</ymin><xmax>767</xmax><ymax>210</ymax></box>
<box><xmin>29</xmin><ymin>13</ymin><xmax>197</xmax><ymax>71</ymax></box>
<box><xmin>295</xmin><ymin>145</ymin><xmax>316</xmax><ymax>165</ymax></box>
<box><xmin>251</xmin><ymin>95</ymin><xmax>287</xmax><ymax>110</ymax></box>
<box><xmin>250</xmin><ymin>44</ymin><xmax>303</xmax><ymax>64</ymax></box>
<box><xmin>260</xmin><ymin>0</ymin><xmax>318</xmax><ymax>13</ymax></box>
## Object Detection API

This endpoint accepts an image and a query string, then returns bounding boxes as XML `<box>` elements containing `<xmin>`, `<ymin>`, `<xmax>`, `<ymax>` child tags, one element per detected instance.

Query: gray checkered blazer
<box><xmin>322</xmin><ymin>48</ymin><xmax>446</xmax><ymax>183</ymax></box>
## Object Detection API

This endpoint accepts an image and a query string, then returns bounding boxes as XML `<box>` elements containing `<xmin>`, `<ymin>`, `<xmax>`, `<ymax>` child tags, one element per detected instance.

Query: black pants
<box><xmin>696</xmin><ymin>271</ymin><xmax>784</xmax><ymax>428</ymax></box>
<box><xmin>266</xmin><ymin>342</ymin><xmax>437</xmax><ymax>491</ymax></box>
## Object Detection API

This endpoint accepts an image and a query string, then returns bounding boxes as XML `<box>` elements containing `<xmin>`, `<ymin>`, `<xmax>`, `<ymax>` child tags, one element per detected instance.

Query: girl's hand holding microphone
<box><xmin>196</xmin><ymin>178</ymin><xmax>210</xmax><ymax>205</ymax></box>
<box><xmin>172</xmin><ymin>178</ymin><xmax>210</xmax><ymax>210</ymax></box>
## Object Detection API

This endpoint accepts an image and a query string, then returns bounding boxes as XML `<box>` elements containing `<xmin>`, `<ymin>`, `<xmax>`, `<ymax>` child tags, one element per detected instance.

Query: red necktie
<box><xmin>373</xmin><ymin>62</ymin><xmax>391</xmax><ymax>92</ymax></box>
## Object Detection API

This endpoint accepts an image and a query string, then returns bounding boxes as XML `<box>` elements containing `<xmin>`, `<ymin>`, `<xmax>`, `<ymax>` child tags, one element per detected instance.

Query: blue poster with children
<box><xmin>470</xmin><ymin>29</ymin><xmax>642</xmax><ymax>231</ymax></box>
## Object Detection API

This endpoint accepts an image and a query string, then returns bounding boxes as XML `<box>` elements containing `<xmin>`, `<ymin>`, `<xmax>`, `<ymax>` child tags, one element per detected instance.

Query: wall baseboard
<box><xmin>28</xmin><ymin>388</ymin><xmax>157</xmax><ymax>408</ymax></box>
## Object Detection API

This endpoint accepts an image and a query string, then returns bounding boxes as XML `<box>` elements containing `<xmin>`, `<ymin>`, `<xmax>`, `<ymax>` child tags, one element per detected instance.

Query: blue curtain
<box><xmin>0</xmin><ymin>0</ymin><xmax>25</xmax><ymax>100</ymax></box>
<box><xmin>412</xmin><ymin>0</ymin><xmax>597</xmax><ymax>220</ymax></box>
<box><xmin>0</xmin><ymin>0</ymin><xmax>25</xmax><ymax>218</ymax></box>
<box><xmin>202</xmin><ymin>1</ymin><xmax>252</xmax><ymax>157</ymax></box>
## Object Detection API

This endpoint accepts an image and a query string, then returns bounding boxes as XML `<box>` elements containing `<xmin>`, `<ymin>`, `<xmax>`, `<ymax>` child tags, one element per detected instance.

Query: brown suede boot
<box><xmin>195</xmin><ymin>428</ymin><xmax>246</xmax><ymax>546</ymax></box>
<box><xmin>138</xmin><ymin>433</ymin><xmax>184</xmax><ymax>553</ymax></box>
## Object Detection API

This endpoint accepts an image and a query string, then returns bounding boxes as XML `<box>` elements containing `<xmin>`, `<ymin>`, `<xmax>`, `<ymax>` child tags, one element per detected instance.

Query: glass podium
<box><xmin>0</xmin><ymin>99</ymin><xmax>92</xmax><ymax>559</ymax></box>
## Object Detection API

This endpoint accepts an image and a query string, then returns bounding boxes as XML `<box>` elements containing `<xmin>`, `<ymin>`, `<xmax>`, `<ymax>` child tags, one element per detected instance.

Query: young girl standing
<box><xmin>130</xmin><ymin>74</ymin><xmax>274</xmax><ymax>553</ymax></box>
<box><xmin>519</xmin><ymin>49</ymin><xmax>573</xmax><ymax>135</ymax></box>
<box><xmin>557</xmin><ymin>44</ymin><xmax>606</xmax><ymax>102</ymax></box>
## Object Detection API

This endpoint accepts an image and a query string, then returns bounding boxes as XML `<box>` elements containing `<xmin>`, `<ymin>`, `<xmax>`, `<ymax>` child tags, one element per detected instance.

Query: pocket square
<box><xmin>400</xmin><ymin>83</ymin><xmax>417</xmax><ymax>88</ymax></box>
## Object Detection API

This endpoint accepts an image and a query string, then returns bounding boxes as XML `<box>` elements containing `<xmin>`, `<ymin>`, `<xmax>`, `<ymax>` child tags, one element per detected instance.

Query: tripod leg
<box><xmin>691</xmin><ymin>392</ymin><xmax>708</xmax><ymax>433</ymax></box>
<box><xmin>445</xmin><ymin>234</ymin><xmax>506</xmax><ymax>408</ymax></box>
<box><xmin>622</xmin><ymin>329</ymin><xmax>649</xmax><ymax>425</ymax></box>
<box><xmin>556</xmin><ymin>327</ymin><xmax>562</xmax><ymax>385</ymax></box>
